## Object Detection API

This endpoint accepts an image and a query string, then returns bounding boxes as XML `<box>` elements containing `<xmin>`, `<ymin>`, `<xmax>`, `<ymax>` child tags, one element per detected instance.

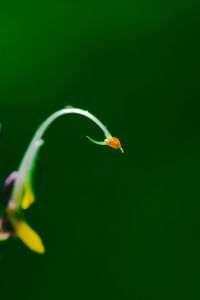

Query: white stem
<box><xmin>36</xmin><ymin>108</ymin><xmax>111</xmax><ymax>140</ymax></box>
<box><xmin>9</xmin><ymin>107</ymin><xmax>112</xmax><ymax>209</ymax></box>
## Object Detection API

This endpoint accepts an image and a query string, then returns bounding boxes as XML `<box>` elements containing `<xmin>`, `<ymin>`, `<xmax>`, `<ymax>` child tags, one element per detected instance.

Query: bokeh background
<box><xmin>0</xmin><ymin>1</ymin><xmax>200</xmax><ymax>299</ymax></box>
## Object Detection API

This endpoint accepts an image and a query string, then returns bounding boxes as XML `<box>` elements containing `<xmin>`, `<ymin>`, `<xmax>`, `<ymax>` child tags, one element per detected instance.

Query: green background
<box><xmin>0</xmin><ymin>1</ymin><xmax>200</xmax><ymax>299</ymax></box>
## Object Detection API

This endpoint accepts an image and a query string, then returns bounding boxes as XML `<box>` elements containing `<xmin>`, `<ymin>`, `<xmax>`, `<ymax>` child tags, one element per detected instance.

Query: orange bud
<box><xmin>104</xmin><ymin>137</ymin><xmax>121</xmax><ymax>149</ymax></box>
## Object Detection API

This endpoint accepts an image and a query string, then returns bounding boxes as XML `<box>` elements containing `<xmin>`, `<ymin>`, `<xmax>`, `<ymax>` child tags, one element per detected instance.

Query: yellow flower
<box><xmin>0</xmin><ymin>106</ymin><xmax>123</xmax><ymax>253</ymax></box>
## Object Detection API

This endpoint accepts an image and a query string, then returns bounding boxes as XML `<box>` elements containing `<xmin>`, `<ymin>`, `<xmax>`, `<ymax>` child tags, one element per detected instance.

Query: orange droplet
<box><xmin>104</xmin><ymin>137</ymin><xmax>121</xmax><ymax>149</ymax></box>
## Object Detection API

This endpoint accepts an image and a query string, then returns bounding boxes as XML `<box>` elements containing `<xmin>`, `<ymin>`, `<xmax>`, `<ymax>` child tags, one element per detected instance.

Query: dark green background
<box><xmin>0</xmin><ymin>1</ymin><xmax>200</xmax><ymax>299</ymax></box>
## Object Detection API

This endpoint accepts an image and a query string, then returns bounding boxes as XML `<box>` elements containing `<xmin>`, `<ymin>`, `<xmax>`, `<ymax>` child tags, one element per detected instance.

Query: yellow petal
<box><xmin>7</xmin><ymin>211</ymin><xmax>45</xmax><ymax>254</ymax></box>
<box><xmin>21</xmin><ymin>183</ymin><xmax>35</xmax><ymax>210</ymax></box>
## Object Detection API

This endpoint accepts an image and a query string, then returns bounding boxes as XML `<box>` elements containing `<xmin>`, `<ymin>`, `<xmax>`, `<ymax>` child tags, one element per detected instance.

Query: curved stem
<box><xmin>36</xmin><ymin>107</ymin><xmax>111</xmax><ymax>140</ymax></box>
<box><xmin>9</xmin><ymin>107</ymin><xmax>112</xmax><ymax>209</ymax></box>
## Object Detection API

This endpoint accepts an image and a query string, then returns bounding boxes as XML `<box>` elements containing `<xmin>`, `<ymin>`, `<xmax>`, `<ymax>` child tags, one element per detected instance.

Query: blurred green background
<box><xmin>0</xmin><ymin>1</ymin><xmax>200</xmax><ymax>299</ymax></box>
